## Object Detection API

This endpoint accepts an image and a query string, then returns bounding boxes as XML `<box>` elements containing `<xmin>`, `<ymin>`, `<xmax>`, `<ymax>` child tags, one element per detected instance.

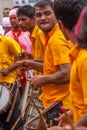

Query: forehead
<box><xmin>3</xmin><ymin>9</ymin><xmax>10</xmax><ymax>12</ymax></box>
<box><xmin>35</xmin><ymin>5</ymin><xmax>53</xmax><ymax>13</ymax></box>
<box><xmin>9</xmin><ymin>15</ymin><xmax>17</xmax><ymax>18</ymax></box>
<box><xmin>18</xmin><ymin>15</ymin><xmax>29</xmax><ymax>18</ymax></box>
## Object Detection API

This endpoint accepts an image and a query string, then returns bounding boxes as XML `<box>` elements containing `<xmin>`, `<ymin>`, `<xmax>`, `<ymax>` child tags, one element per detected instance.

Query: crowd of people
<box><xmin>0</xmin><ymin>0</ymin><xmax>87</xmax><ymax>130</ymax></box>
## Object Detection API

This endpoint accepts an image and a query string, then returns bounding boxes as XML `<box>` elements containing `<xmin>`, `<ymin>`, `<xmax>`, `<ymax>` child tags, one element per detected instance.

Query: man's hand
<box><xmin>0</xmin><ymin>68</ymin><xmax>10</xmax><ymax>76</ymax></box>
<box><xmin>18</xmin><ymin>52</ymin><xmax>33</xmax><ymax>60</ymax></box>
<box><xmin>54</xmin><ymin>110</ymin><xmax>73</xmax><ymax>127</ymax></box>
<box><xmin>17</xmin><ymin>59</ymin><xmax>32</xmax><ymax>72</ymax></box>
<box><xmin>48</xmin><ymin>126</ymin><xmax>87</xmax><ymax>130</ymax></box>
<box><xmin>29</xmin><ymin>75</ymin><xmax>46</xmax><ymax>88</ymax></box>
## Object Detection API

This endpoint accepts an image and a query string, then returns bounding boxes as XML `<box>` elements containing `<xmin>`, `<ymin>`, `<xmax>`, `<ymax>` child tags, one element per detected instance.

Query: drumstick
<box><xmin>29</xmin><ymin>95</ymin><xmax>47</xmax><ymax>130</ymax></box>
<box><xmin>24</xmin><ymin>101</ymin><xmax>59</xmax><ymax>127</ymax></box>
<box><xmin>6</xmin><ymin>87</ymin><xmax>19</xmax><ymax>123</ymax></box>
<box><xmin>11</xmin><ymin>86</ymin><xmax>33</xmax><ymax>130</ymax></box>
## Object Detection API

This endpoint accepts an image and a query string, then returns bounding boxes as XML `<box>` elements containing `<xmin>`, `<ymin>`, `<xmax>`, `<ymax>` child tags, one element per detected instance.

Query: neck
<box><xmin>29</xmin><ymin>26</ymin><xmax>34</xmax><ymax>34</ymax></box>
<box><xmin>12</xmin><ymin>27</ymin><xmax>20</xmax><ymax>32</ymax></box>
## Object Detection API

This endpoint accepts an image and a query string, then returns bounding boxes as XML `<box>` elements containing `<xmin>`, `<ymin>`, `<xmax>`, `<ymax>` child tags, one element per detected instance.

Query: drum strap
<box><xmin>6</xmin><ymin>87</ymin><xmax>19</xmax><ymax>123</ymax></box>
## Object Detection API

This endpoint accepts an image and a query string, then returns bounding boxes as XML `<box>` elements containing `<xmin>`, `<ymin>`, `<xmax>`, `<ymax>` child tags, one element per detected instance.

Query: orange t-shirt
<box><xmin>70</xmin><ymin>45</ymin><xmax>87</xmax><ymax>123</ymax></box>
<box><xmin>30</xmin><ymin>25</ymin><xmax>45</xmax><ymax>75</ymax></box>
<box><xmin>40</xmin><ymin>24</ymin><xmax>72</xmax><ymax>108</ymax></box>
<box><xmin>0</xmin><ymin>36</ymin><xmax>21</xmax><ymax>83</ymax></box>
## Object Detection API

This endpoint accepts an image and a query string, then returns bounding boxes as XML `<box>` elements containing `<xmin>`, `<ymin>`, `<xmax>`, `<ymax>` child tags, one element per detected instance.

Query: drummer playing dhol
<box><xmin>17</xmin><ymin>0</ymin><xmax>72</xmax><ymax>127</ymax></box>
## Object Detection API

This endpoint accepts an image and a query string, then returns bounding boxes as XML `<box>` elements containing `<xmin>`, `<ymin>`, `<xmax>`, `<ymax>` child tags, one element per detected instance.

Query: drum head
<box><xmin>0</xmin><ymin>85</ymin><xmax>10</xmax><ymax>113</ymax></box>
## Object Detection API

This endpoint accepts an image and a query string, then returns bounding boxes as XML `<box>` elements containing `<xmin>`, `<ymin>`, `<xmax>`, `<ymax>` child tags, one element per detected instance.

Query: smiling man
<box><xmin>17</xmin><ymin>0</ymin><xmax>72</xmax><ymax>127</ymax></box>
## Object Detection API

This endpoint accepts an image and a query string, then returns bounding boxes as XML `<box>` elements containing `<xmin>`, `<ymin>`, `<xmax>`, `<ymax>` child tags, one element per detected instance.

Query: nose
<box><xmin>19</xmin><ymin>20</ymin><xmax>23</xmax><ymax>26</ymax></box>
<box><xmin>11</xmin><ymin>18</ymin><xmax>15</xmax><ymax>23</ymax></box>
<box><xmin>41</xmin><ymin>14</ymin><xmax>46</xmax><ymax>20</ymax></box>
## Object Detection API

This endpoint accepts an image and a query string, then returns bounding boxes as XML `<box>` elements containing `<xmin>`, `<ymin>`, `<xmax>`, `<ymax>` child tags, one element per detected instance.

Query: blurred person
<box><xmin>6</xmin><ymin>8</ymin><xmax>32</xmax><ymax>54</ymax></box>
<box><xmin>17</xmin><ymin>5</ymin><xmax>45</xmax><ymax>128</ymax></box>
<box><xmin>0</xmin><ymin>35</ymin><xmax>24</xmax><ymax>130</ymax></box>
<box><xmin>2</xmin><ymin>17</ymin><xmax>12</xmax><ymax>35</ymax></box>
<box><xmin>17</xmin><ymin>4</ymin><xmax>45</xmax><ymax>75</ymax></box>
<box><xmin>3</xmin><ymin>8</ymin><xmax>11</xmax><ymax>17</ymax></box>
<box><xmin>5</xmin><ymin>7</ymin><xmax>33</xmax><ymax>94</ymax></box>
<box><xmin>54</xmin><ymin>0</ymin><xmax>87</xmax><ymax>124</ymax></box>
<box><xmin>0</xmin><ymin>24</ymin><xmax>5</xmax><ymax>35</ymax></box>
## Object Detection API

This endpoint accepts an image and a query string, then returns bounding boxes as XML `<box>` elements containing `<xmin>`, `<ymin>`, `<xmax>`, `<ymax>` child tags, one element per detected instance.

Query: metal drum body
<box><xmin>21</xmin><ymin>80</ymin><xmax>43</xmax><ymax>130</ymax></box>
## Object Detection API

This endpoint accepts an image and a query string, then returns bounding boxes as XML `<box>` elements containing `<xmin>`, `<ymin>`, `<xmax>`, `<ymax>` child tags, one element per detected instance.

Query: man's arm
<box><xmin>44</xmin><ymin>63</ymin><xmax>71</xmax><ymax>84</ymax></box>
<box><xmin>17</xmin><ymin>59</ymin><xmax>43</xmax><ymax>72</ymax></box>
<box><xmin>0</xmin><ymin>63</ymin><xmax>17</xmax><ymax>76</ymax></box>
<box><xmin>29</xmin><ymin>63</ymin><xmax>71</xmax><ymax>88</ymax></box>
<box><xmin>75</xmin><ymin>113</ymin><xmax>87</xmax><ymax>127</ymax></box>
<box><xmin>33</xmin><ymin>58</ymin><xmax>43</xmax><ymax>63</ymax></box>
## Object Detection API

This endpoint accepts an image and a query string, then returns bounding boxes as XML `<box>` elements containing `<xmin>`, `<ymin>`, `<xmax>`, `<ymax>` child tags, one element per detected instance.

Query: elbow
<box><xmin>61</xmin><ymin>69</ymin><xmax>70</xmax><ymax>83</ymax></box>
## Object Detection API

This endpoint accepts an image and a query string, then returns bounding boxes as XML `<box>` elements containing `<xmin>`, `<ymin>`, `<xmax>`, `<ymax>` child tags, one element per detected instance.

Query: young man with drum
<box><xmin>0</xmin><ymin>35</ymin><xmax>23</xmax><ymax>130</ymax></box>
<box><xmin>17</xmin><ymin>0</ymin><xmax>72</xmax><ymax>127</ymax></box>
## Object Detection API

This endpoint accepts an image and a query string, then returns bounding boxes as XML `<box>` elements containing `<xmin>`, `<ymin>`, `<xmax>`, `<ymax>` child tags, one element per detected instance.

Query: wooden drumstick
<box><xmin>24</xmin><ymin>101</ymin><xmax>59</xmax><ymax>127</ymax></box>
<box><xmin>11</xmin><ymin>87</ymin><xmax>33</xmax><ymax>130</ymax></box>
<box><xmin>29</xmin><ymin>95</ymin><xmax>47</xmax><ymax>130</ymax></box>
<box><xmin>6</xmin><ymin>87</ymin><xmax>19</xmax><ymax>123</ymax></box>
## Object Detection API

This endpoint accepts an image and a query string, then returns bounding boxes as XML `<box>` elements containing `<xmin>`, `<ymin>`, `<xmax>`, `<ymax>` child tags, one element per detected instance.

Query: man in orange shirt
<box><xmin>17</xmin><ymin>0</ymin><xmax>72</xmax><ymax>127</ymax></box>
<box><xmin>17</xmin><ymin>5</ymin><xmax>45</xmax><ymax>75</ymax></box>
<box><xmin>53</xmin><ymin>0</ymin><xmax>87</xmax><ymax>124</ymax></box>
<box><xmin>46</xmin><ymin>0</ymin><xmax>87</xmax><ymax>129</ymax></box>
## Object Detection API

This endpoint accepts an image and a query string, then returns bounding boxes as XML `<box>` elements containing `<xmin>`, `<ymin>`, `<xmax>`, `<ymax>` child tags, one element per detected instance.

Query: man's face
<box><xmin>18</xmin><ymin>15</ymin><xmax>34</xmax><ymax>32</ymax></box>
<box><xmin>10</xmin><ymin>15</ymin><xmax>19</xmax><ymax>28</ymax></box>
<box><xmin>35</xmin><ymin>5</ymin><xmax>57</xmax><ymax>33</ymax></box>
<box><xmin>3</xmin><ymin>9</ymin><xmax>10</xmax><ymax>17</ymax></box>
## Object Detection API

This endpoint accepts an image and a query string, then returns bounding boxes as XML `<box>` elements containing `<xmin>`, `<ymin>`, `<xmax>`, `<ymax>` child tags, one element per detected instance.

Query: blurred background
<box><xmin>0</xmin><ymin>0</ymin><xmax>39</xmax><ymax>22</ymax></box>
<box><xmin>0</xmin><ymin>0</ymin><xmax>39</xmax><ymax>34</ymax></box>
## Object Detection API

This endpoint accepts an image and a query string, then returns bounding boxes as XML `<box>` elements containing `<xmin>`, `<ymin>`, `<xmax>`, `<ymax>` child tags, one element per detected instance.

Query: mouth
<box><xmin>40</xmin><ymin>22</ymin><xmax>49</xmax><ymax>25</ymax></box>
<box><xmin>12</xmin><ymin>23</ymin><xmax>16</xmax><ymax>26</ymax></box>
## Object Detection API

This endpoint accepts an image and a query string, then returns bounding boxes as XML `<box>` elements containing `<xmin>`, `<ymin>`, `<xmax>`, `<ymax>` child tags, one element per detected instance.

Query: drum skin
<box><xmin>0</xmin><ymin>84</ymin><xmax>12</xmax><ymax>114</ymax></box>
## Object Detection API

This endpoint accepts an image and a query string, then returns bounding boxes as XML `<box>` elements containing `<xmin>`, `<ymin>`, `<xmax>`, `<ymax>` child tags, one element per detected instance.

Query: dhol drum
<box><xmin>24</xmin><ymin>101</ymin><xmax>63</xmax><ymax>130</ymax></box>
<box><xmin>21</xmin><ymin>80</ymin><xmax>43</xmax><ymax>130</ymax></box>
<box><xmin>0</xmin><ymin>83</ymin><xmax>13</xmax><ymax>115</ymax></box>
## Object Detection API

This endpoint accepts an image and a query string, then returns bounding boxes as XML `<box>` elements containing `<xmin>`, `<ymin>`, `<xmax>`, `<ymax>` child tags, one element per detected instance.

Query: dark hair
<box><xmin>3</xmin><ymin>8</ymin><xmax>11</xmax><ymax>11</ymax></box>
<box><xmin>12</xmin><ymin>5</ymin><xmax>21</xmax><ymax>9</ymax></box>
<box><xmin>34</xmin><ymin>0</ymin><xmax>54</xmax><ymax>11</ymax></box>
<box><xmin>17</xmin><ymin>5</ymin><xmax>34</xmax><ymax>19</ymax></box>
<box><xmin>54</xmin><ymin>0</ymin><xmax>87</xmax><ymax>31</ymax></box>
<box><xmin>75</xmin><ymin>6</ymin><xmax>87</xmax><ymax>48</ymax></box>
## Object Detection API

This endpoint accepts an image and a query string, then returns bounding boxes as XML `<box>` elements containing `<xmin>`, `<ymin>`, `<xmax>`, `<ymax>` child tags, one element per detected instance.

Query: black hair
<box><xmin>54</xmin><ymin>0</ymin><xmax>87</xmax><ymax>31</ymax></box>
<box><xmin>12</xmin><ymin>5</ymin><xmax>21</xmax><ymax>9</ymax></box>
<box><xmin>3</xmin><ymin>8</ymin><xmax>11</xmax><ymax>11</ymax></box>
<box><xmin>17</xmin><ymin>5</ymin><xmax>34</xmax><ymax>19</ymax></box>
<box><xmin>34</xmin><ymin>0</ymin><xmax>54</xmax><ymax>11</ymax></box>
